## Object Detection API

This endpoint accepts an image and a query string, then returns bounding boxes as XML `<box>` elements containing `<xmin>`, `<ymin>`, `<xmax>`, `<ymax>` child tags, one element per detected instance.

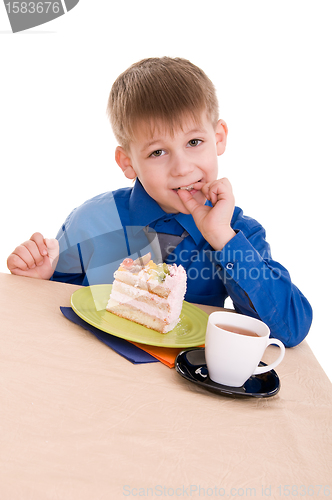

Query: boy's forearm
<box><xmin>209</xmin><ymin>230</ymin><xmax>312</xmax><ymax>347</ymax></box>
<box><xmin>205</xmin><ymin>226</ymin><xmax>236</xmax><ymax>251</ymax></box>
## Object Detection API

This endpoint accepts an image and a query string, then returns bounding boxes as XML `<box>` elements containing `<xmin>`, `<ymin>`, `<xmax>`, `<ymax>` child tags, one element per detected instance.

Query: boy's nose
<box><xmin>170</xmin><ymin>153</ymin><xmax>195</xmax><ymax>177</ymax></box>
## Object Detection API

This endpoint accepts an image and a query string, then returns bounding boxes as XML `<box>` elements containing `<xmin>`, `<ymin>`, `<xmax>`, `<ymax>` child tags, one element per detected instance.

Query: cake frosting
<box><xmin>106</xmin><ymin>253</ymin><xmax>187</xmax><ymax>333</ymax></box>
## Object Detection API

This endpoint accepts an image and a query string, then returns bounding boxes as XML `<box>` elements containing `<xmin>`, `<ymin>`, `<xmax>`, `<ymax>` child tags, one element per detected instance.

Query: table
<box><xmin>1</xmin><ymin>272</ymin><xmax>331</xmax><ymax>499</ymax></box>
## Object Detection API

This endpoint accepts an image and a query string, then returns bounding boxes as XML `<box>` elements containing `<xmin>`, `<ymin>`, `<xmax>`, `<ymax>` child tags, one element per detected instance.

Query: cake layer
<box><xmin>109</xmin><ymin>289</ymin><xmax>170</xmax><ymax>322</ymax></box>
<box><xmin>112</xmin><ymin>281</ymin><xmax>170</xmax><ymax>313</ymax></box>
<box><xmin>114</xmin><ymin>270</ymin><xmax>171</xmax><ymax>298</ymax></box>
<box><xmin>106</xmin><ymin>298</ymin><xmax>177</xmax><ymax>333</ymax></box>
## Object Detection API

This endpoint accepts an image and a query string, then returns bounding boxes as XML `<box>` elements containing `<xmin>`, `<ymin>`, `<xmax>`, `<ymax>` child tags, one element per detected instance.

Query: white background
<box><xmin>1</xmin><ymin>1</ymin><xmax>331</xmax><ymax>381</ymax></box>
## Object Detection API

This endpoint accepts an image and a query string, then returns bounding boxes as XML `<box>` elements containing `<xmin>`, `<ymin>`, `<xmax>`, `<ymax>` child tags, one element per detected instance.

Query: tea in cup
<box><xmin>205</xmin><ymin>311</ymin><xmax>285</xmax><ymax>387</ymax></box>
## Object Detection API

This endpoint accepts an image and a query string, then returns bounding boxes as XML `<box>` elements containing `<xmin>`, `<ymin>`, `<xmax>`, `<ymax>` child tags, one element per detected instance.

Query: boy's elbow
<box><xmin>283</xmin><ymin>300</ymin><xmax>313</xmax><ymax>348</ymax></box>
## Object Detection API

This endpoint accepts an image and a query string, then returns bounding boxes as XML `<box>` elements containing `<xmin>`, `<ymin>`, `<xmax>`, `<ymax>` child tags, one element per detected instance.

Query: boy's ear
<box><xmin>115</xmin><ymin>146</ymin><xmax>137</xmax><ymax>179</ymax></box>
<box><xmin>215</xmin><ymin>119</ymin><xmax>228</xmax><ymax>156</ymax></box>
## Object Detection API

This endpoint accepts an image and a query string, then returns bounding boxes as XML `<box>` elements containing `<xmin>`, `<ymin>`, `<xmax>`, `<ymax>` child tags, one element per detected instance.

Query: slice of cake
<box><xmin>106</xmin><ymin>253</ymin><xmax>187</xmax><ymax>333</ymax></box>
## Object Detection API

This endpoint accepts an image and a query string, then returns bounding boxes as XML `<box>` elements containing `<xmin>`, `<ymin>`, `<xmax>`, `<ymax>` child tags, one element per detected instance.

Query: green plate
<box><xmin>71</xmin><ymin>285</ymin><xmax>208</xmax><ymax>348</ymax></box>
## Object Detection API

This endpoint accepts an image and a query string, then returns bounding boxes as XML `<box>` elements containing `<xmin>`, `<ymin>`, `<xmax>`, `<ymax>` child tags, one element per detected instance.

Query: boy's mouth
<box><xmin>173</xmin><ymin>180</ymin><xmax>202</xmax><ymax>192</ymax></box>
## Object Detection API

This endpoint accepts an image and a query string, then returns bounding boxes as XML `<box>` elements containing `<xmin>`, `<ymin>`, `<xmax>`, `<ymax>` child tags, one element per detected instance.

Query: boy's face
<box><xmin>116</xmin><ymin>112</ymin><xmax>228</xmax><ymax>214</ymax></box>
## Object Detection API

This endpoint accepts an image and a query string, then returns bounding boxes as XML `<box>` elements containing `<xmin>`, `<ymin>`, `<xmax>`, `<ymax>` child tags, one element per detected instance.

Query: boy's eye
<box><xmin>150</xmin><ymin>149</ymin><xmax>165</xmax><ymax>157</ymax></box>
<box><xmin>188</xmin><ymin>139</ymin><xmax>202</xmax><ymax>147</ymax></box>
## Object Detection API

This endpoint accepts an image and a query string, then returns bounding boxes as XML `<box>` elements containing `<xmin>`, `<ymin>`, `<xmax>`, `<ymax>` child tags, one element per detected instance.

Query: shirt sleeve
<box><xmin>50</xmin><ymin>217</ymin><xmax>86</xmax><ymax>286</ymax></box>
<box><xmin>50</xmin><ymin>191</ymin><xmax>127</xmax><ymax>286</ymax></box>
<box><xmin>208</xmin><ymin>209</ymin><xmax>312</xmax><ymax>347</ymax></box>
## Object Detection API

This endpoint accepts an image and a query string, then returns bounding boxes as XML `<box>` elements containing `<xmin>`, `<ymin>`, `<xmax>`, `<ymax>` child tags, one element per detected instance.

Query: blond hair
<box><xmin>107</xmin><ymin>57</ymin><xmax>219</xmax><ymax>150</ymax></box>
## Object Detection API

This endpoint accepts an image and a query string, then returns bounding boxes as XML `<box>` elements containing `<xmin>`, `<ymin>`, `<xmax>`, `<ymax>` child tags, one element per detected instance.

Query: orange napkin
<box><xmin>131</xmin><ymin>342</ymin><xmax>204</xmax><ymax>368</ymax></box>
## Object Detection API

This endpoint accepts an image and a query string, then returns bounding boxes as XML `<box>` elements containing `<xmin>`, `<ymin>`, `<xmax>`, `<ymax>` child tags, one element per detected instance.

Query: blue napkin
<box><xmin>60</xmin><ymin>307</ymin><xmax>159</xmax><ymax>365</ymax></box>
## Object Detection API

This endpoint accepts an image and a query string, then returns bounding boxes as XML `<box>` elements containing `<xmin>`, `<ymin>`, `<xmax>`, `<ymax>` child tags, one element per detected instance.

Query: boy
<box><xmin>7</xmin><ymin>57</ymin><xmax>312</xmax><ymax>347</ymax></box>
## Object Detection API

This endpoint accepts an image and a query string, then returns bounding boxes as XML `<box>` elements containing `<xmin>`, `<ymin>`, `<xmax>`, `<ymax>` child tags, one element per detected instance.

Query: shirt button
<box><xmin>226</xmin><ymin>262</ymin><xmax>234</xmax><ymax>270</ymax></box>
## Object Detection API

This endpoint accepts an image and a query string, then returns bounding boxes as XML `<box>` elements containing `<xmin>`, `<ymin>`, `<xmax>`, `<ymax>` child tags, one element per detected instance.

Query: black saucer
<box><xmin>175</xmin><ymin>348</ymin><xmax>280</xmax><ymax>398</ymax></box>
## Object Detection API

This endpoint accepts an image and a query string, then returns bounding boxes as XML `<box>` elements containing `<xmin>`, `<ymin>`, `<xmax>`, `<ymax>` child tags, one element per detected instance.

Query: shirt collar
<box><xmin>129</xmin><ymin>180</ymin><xmax>203</xmax><ymax>245</ymax></box>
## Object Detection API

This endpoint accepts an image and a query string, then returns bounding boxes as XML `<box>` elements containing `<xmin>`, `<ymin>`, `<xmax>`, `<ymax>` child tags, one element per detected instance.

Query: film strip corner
<box><xmin>4</xmin><ymin>0</ymin><xmax>80</xmax><ymax>33</ymax></box>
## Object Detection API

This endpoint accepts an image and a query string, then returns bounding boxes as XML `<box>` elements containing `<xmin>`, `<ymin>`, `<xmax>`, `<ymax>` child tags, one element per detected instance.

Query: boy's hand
<box><xmin>177</xmin><ymin>178</ymin><xmax>236</xmax><ymax>250</ymax></box>
<box><xmin>7</xmin><ymin>233</ymin><xmax>59</xmax><ymax>280</ymax></box>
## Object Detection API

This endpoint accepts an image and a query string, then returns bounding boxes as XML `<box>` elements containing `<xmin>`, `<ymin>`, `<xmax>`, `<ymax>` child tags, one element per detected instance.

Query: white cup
<box><xmin>205</xmin><ymin>311</ymin><xmax>285</xmax><ymax>387</ymax></box>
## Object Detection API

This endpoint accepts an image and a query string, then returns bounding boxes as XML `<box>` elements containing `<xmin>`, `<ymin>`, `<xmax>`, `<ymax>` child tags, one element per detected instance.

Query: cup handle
<box><xmin>252</xmin><ymin>338</ymin><xmax>285</xmax><ymax>375</ymax></box>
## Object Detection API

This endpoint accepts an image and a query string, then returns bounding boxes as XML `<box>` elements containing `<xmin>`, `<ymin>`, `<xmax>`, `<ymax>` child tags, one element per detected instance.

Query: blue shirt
<box><xmin>52</xmin><ymin>179</ymin><xmax>312</xmax><ymax>347</ymax></box>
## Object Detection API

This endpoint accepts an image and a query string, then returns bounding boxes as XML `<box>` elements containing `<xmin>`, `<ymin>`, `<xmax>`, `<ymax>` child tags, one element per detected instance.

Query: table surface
<box><xmin>1</xmin><ymin>272</ymin><xmax>331</xmax><ymax>499</ymax></box>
